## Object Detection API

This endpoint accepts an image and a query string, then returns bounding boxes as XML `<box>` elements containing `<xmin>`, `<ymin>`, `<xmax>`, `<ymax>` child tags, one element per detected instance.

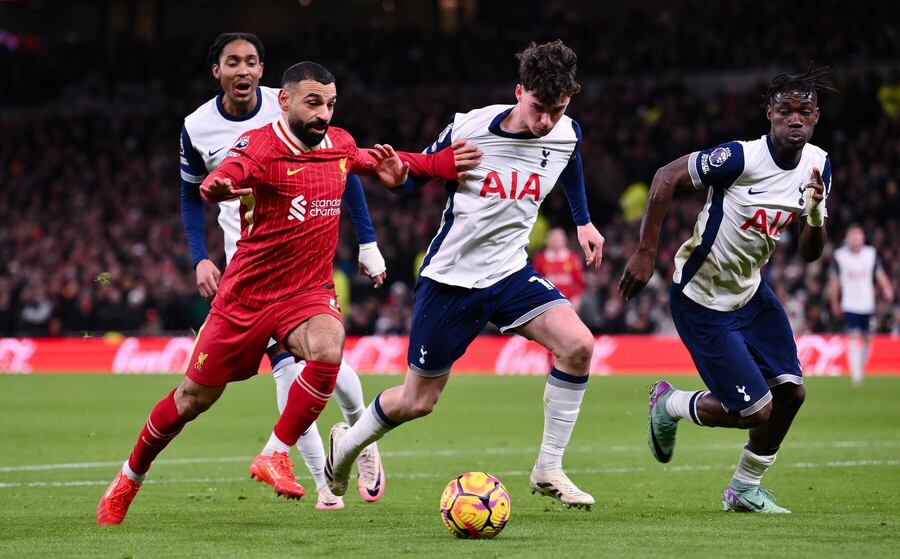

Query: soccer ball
<box><xmin>439</xmin><ymin>471</ymin><xmax>511</xmax><ymax>539</ymax></box>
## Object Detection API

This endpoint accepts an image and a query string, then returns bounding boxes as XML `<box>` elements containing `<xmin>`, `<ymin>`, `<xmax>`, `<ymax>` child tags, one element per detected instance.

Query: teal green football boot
<box><xmin>647</xmin><ymin>381</ymin><xmax>679</xmax><ymax>463</ymax></box>
<box><xmin>723</xmin><ymin>481</ymin><xmax>791</xmax><ymax>513</ymax></box>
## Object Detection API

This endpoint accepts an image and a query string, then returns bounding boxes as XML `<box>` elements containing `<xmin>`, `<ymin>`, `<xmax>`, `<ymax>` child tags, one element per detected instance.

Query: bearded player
<box><xmin>97</xmin><ymin>61</ymin><xmax>479</xmax><ymax>525</ymax></box>
<box><xmin>618</xmin><ymin>67</ymin><xmax>837</xmax><ymax>513</ymax></box>
<box><xmin>180</xmin><ymin>33</ymin><xmax>385</xmax><ymax>510</ymax></box>
<box><xmin>325</xmin><ymin>40</ymin><xmax>604</xmax><ymax>510</ymax></box>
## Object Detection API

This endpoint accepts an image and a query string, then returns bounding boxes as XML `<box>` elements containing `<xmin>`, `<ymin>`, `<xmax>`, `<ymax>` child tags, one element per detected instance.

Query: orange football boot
<box><xmin>249</xmin><ymin>451</ymin><xmax>305</xmax><ymax>500</ymax></box>
<box><xmin>97</xmin><ymin>470</ymin><xmax>142</xmax><ymax>525</ymax></box>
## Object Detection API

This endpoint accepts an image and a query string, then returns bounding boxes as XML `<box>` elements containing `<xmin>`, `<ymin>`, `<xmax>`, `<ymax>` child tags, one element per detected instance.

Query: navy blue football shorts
<box><xmin>670</xmin><ymin>280</ymin><xmax>802</xmax><ymax>417</ymax></box>
<box><xmin>843</xmin><ymin>312</ymin><xmax>872</xmax><ymax>334</ymax></box>
<box><xmin>407</xmin><ymin>264</ymin><xmax>570</xmax><ymax>376</ymax></box>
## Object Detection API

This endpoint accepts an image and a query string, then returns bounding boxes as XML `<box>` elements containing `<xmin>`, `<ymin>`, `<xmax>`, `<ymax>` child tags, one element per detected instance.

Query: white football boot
<box><xmin>325</xmin><ymin>423</ymin><xmax>352</xmax><ymax>496</ymax></box>
<box><xmin>529</xmin><ymin>468</ymin><xmax>595</xmax><ymax>510</ymax></box>
<box><xmin>356</xmin><ymin>442</ymin><xmax>385</xmax><ymax>502</ymax></box>
<box><xmin>315</xmin><ymin>484</ymin><xmax>345</xmax><ymax>510</ymax></box>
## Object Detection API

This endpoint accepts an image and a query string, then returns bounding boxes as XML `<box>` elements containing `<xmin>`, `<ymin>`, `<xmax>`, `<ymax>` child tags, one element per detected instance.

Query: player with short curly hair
<box><xmin>326</xmin><ymin>40</ymin><xmax>605</xmax><ymax>511</ymax></box>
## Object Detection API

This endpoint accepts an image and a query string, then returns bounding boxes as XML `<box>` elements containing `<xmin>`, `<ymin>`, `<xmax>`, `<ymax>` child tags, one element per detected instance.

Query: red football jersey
<box><xmin>205</xmin><ymin>119</ymin><xmax>359</xmax><ymax>307</ymax></box>
<box><xmin>533</xmin><ymin>249</ymin><xmax>585</xmax><ymax>301</ymax></box>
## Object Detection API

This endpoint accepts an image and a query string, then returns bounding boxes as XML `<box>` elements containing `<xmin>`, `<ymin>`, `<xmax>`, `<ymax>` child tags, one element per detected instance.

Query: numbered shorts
<box><xmin>408</xmin><ymin>264</ymin><xmax>571</xmax><ymax>376</ymax></box>
<box><xmin>843</xmin><ymin>312</ymin><xmax>873</xmax><ymax>334</ymax></box>
<box><xmin>669</xmin><ymin>281</ymin><xmax>802</xmax><ymax>417</ymax></box>
<box><xmin>186</xmin><ymin>288</ymin><xmax>343</xmax><ymax>386</ymax></box>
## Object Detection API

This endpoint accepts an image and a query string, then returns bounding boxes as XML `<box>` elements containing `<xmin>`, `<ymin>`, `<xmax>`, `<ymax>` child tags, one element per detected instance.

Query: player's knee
<box><xmin>739</xmin><ymin>401</ymin><xmax>773</xmax><ymax>428</ymax></box>
<box><xmin>559</xmin><ymin>330</ymin><xmax>594</xmax><ymax>371</ymax></box>
<box><xmin>401</xmin><ymin>390</ymin><xmax>440</xmax><ymax>420</ymax></box>
<box><xmin>405</xmin><ymin>402</ymin><xmax>433</xmax><ymax>419</ymax></box>
<box><xmin>174</xmin><ymin>388</ymin><xmax>216</xmax><ymax>419</ymax></box>
<box><xmin>775</xmin><ymin>383</ymin><xmax>806</xmax><ymax>411</ymax></box>
<box><xmin>303</xmin><ymin>342</ymin><xmax>343</xmax><ymax>365</ymax></box>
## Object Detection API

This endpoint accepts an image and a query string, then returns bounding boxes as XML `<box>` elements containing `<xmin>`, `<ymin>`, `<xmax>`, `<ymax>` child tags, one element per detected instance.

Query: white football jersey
<box><xmin>833</xmin><ymin>245</ymin><xmax>880</xmax><ymax>314</ymax></box>
<box><xmin>419</xmin><ymin>104</ymin><xmax>583</xmax><ymax>288</ymax></box>
<box><xmin>180</xmin><ymin>86</ymin><xmax>281</xmax><ymax>263</ymax></box>
<box><xmin>674</xmin><ymin>135</ymin><xmax>832</xmax><ymax>311</ymax></box>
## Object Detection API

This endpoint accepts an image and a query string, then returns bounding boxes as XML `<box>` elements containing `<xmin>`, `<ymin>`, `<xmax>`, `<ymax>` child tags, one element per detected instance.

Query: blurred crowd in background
<box><xmin>1</xmin><ymin>0</ymin><xmax>897</xmax><ymax>337</ymax></box>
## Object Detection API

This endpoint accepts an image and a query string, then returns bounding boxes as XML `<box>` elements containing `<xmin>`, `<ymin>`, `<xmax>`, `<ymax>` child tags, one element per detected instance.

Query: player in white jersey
<box><xmin>179</xmin><ymin>33</ymin><xmax>385</xmax><ymax>509</ymax></box>
<box><xmin>325</xmin><ymin>41</ymin><xmax>605</xmax><ymax>510</ymax></box>
<box><xmin>618</xmin><ymin>67</ymin><xmax>838</xmax><ymax>513</ymax></box>
<box><xmin>828</xmin><ymin>224</ymin><xmax>894</xmax><ymax>386</ymax></box>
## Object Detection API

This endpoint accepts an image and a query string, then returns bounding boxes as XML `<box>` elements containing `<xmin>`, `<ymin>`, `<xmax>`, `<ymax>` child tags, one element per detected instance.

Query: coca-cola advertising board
<box><xmin>1</xmin><ymin>335</ymin><xmax>898</xmax><ymax>376</ymax></box>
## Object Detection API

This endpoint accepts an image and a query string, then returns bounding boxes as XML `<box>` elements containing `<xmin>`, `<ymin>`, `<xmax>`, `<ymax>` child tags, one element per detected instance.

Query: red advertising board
<box><xmin>1</xmin><ymin>335</ymin><xmax>898</xmax><ymax>376</ymax></box>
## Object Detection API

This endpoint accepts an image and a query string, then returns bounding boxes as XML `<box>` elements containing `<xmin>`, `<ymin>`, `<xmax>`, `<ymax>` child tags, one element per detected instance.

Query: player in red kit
<box><xmin>533</xmin><ymin>228</ymin><xmax>586</xmax><ymax>309</ymax></box>
<box><xmin>97</xmin><ymin>61</ymin><xmax>481</xmax><ymax>525</ymax></box>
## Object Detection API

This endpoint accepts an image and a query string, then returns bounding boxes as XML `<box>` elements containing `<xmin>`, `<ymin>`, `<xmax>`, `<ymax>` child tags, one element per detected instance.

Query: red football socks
<box><xmin>127</xmin><ymin>389</ymin><xmax>188</xmax><ymax>475</ymax></box>
<box><xmin>273</xmin><ymin>360</ymin><xmax>340</xmax><ymax>446</ymax></box>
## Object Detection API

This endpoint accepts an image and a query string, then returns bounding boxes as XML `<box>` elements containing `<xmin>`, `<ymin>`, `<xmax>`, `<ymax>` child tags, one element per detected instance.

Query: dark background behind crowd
<box><xmin>1</xmin><ymin>0</ymin><xmax>898</xmax><ymax>337</ymax></box>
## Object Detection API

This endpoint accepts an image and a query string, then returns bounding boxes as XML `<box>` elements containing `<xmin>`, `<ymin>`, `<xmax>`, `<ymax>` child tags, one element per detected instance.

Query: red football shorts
<box><xmin>186</xmin><ymin>288</ymin><xmax>343</xmax><ymax>386</ymax></box>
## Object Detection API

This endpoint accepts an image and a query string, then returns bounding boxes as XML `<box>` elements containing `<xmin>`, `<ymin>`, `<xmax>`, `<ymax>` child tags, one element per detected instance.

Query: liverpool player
<box><xmin>180</xmin><ymin>32</ymin><xmax>387</xmax><ymax>509</ymax></box>
<box><xmin>97</xmin><ymin>61</ymin><xmax>480</xmax><ymax>525</ymax></box>
<box><xmin>533</xmin><ymin>228</ymin><xmax>586</xmax><ymax>309</ymax></box>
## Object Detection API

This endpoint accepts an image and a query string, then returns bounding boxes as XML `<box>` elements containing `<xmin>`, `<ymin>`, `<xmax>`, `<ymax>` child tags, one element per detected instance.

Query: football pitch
<box><xmin>0</xmin><ymin>374</ymin><xmax>897</xmax><ymax>558</ymax></box>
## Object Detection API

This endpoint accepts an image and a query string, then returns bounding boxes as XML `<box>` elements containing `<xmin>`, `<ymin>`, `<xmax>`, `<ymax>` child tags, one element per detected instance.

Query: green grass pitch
<box><xmin>0</xmin><ymin>373</ymin><xmax>897</xmax><ymax>558</ymax></box>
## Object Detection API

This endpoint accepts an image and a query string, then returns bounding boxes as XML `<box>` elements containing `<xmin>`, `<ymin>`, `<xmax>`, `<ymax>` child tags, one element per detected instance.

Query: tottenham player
<box><xmin>180</xmin><ymin>34</ymin><xmax>387</xmax><ymax>509</ymax></box>
<box><xmin>828</xmin><ymin>225</ymin><xmax>894</xmax><ymax>386</ymax></box>
<box><xmin>325</xmin><ymin>40</ymin><xmax>604</xmax><ymax>510</ymax></box>
<box><xmin>98</xmin><ymin>61</ymin><xmax>474</xmax><ymax>525</ymax></box>
<box><xmin>618</xmin><ymin>67</ymin><xmax>837</xmax><ymax>513</ymax></box>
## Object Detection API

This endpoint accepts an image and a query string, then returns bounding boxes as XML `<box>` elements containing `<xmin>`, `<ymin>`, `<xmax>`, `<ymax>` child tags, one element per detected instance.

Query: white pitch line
<box><xmin>0</xmin><ymin>459</ymin><xmax>897</xmax><ymax>490</ymax></box>
<box><xmin>1</xmin><ymin>439</ymin><xmax>898</xmax><ymax>474</ymax></box>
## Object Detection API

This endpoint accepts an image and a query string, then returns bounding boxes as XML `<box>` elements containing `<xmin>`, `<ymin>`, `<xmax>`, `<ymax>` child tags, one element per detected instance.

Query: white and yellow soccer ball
<box><xmin>439</xmin><ymin>471</ymin><xmax>511</xmax><ymax>539</ymax></box>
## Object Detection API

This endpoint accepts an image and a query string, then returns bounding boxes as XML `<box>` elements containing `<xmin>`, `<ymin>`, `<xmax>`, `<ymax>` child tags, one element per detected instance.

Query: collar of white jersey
<box><xmin>272</xmin><ymin>116</ymin><xmax>334</xmax><ymax>154</ymax></box>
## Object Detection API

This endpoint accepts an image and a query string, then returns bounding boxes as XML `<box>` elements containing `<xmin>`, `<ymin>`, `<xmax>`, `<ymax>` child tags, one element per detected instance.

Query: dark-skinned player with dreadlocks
<box><xmin>618</xmin><ymin>66</ymin><xmax>838</xmax><ymax>513</ymax></box>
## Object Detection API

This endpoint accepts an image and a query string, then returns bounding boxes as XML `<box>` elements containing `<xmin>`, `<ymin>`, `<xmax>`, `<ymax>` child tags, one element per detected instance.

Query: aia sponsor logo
<box><xmin>740</xmin><ymin>209</ymin><xmax>796</xmax><ymax>238</ymax></box>
<box><xmin>480</xmin><ymin>171</ymin><xmax>541</xmax><ymax>200</ymax></box>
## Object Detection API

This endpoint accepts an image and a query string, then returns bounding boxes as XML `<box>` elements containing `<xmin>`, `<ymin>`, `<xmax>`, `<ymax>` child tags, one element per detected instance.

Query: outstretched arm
<box><xmin>618</xmin><ymin>155</ymin><xmax>694</xmax><ymax>300</ymax></box>
<box><xmin>390</xmin><ymin>141</ymin><xmax>482</xmax><ymax>196</ymax></box>
<box><xmin>351</xmin><ymin>142</ymin><xmax>479</xmax><ymax>185</ymax></box>
<box><xmin>200</xmin><ymin>160</ymin><xmax>253</xmax><ymax>203</ymax></box>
